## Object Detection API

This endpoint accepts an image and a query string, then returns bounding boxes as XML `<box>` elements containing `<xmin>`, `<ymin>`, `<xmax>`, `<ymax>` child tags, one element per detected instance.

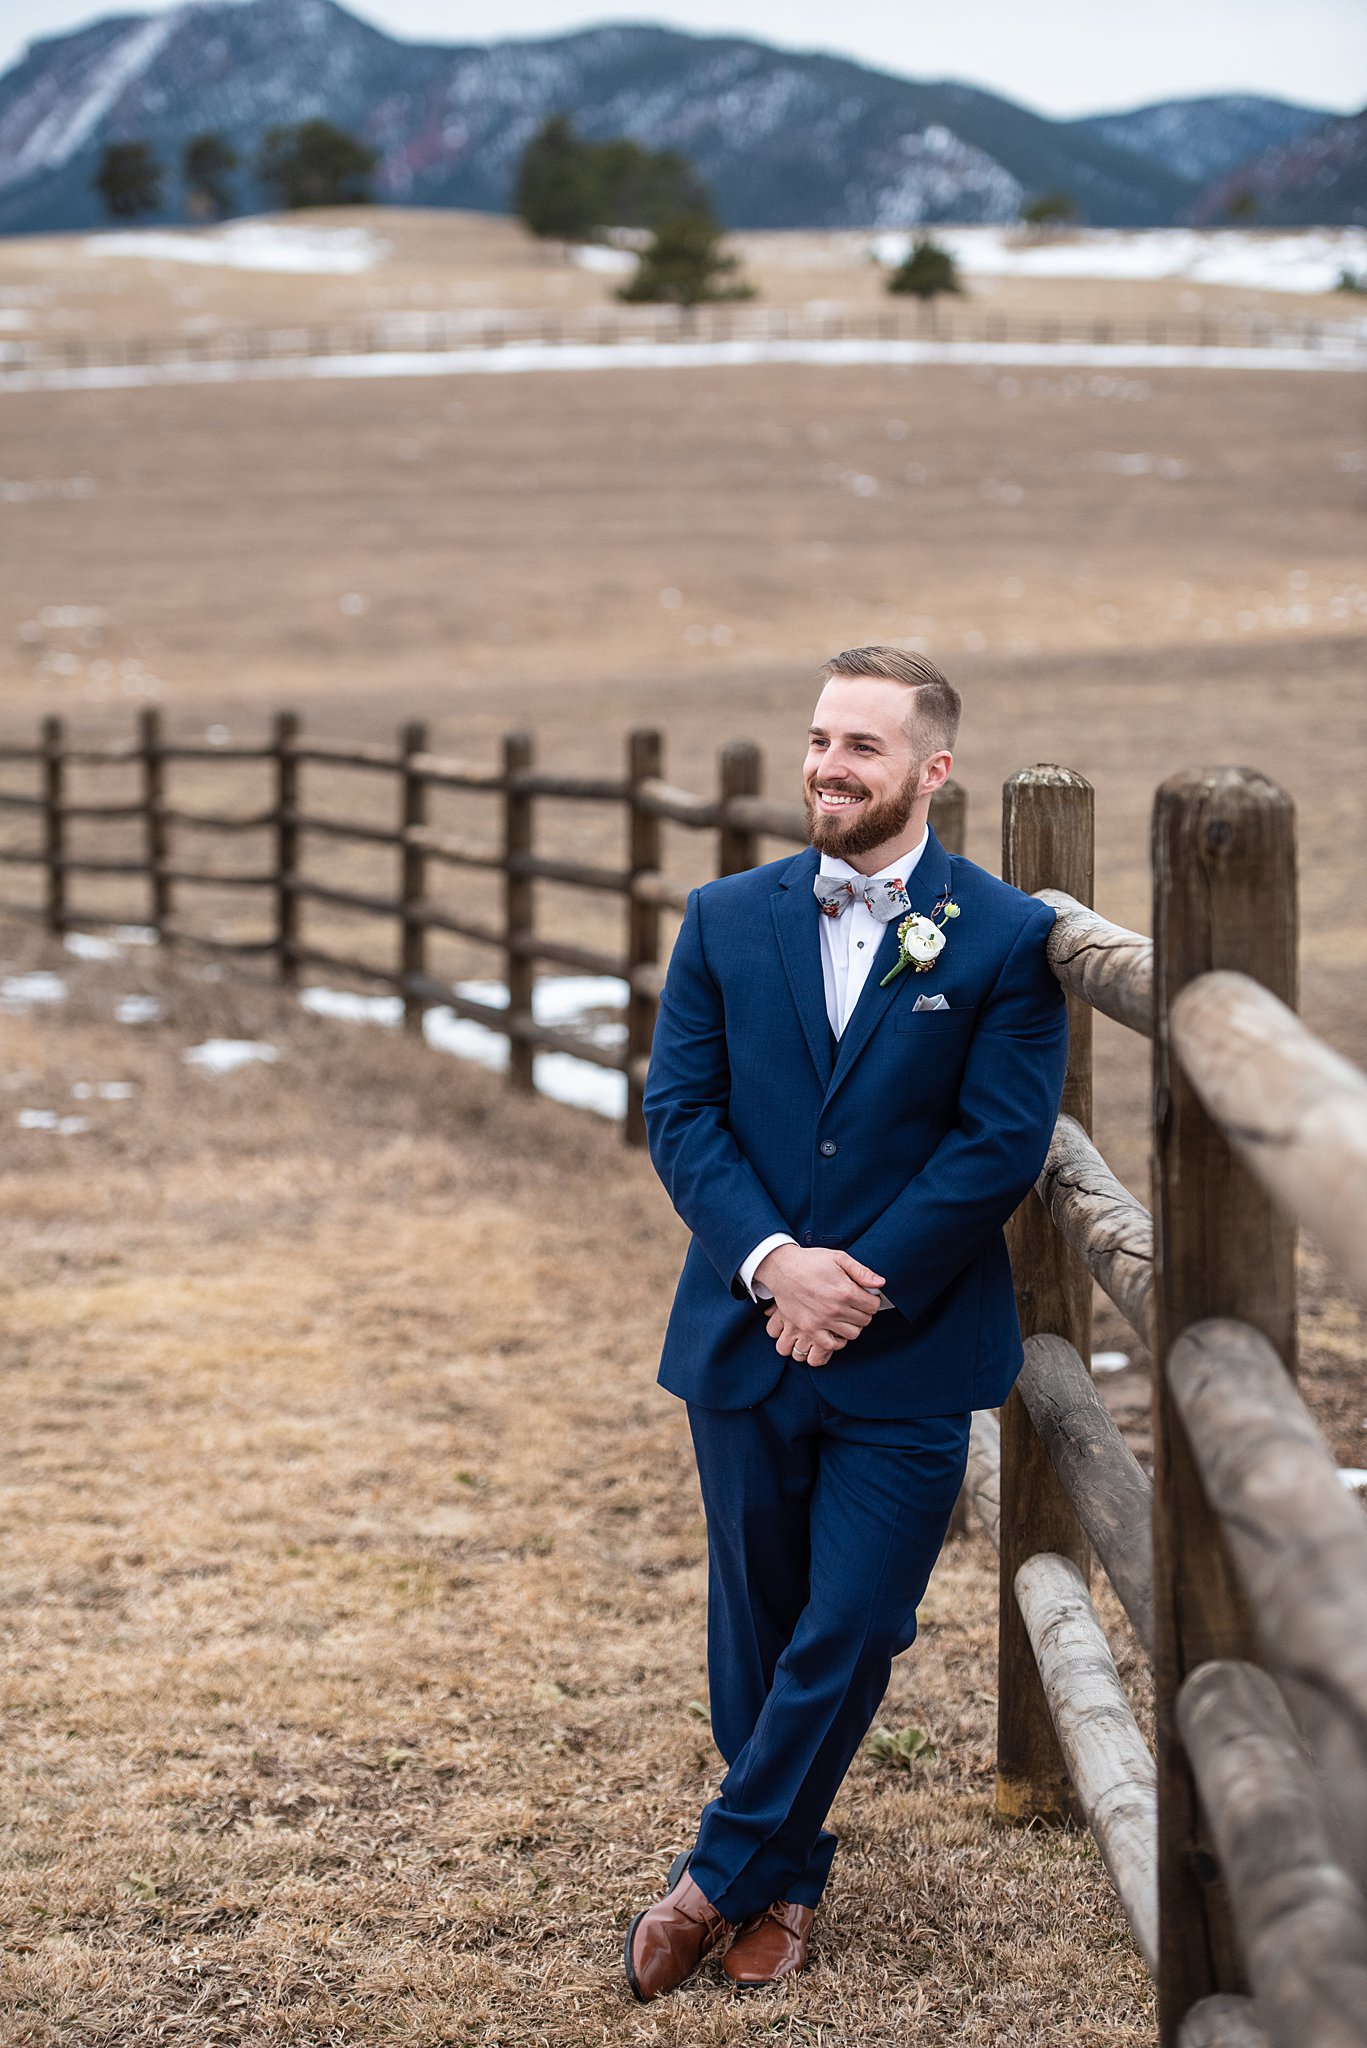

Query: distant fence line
<box><xmin>0</xmin><ymin>711</ymin><xmax>967</xmax><ymax>1144</ymax></box>
<box><xmin>4</xmin><ymin>718</ymin><xmax>1367</xmax><ymax>2044</ymax></box>
<box><xmin>4</xmin><ymin>298</ymin><xmax>1365</xmax><ymax>376</ymax></box>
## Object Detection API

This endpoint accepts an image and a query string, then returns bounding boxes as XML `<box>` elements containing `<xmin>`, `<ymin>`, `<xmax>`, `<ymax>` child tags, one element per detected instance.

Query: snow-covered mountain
<box><xmin>1072</xmin><ymin>95</ymin><xmax>1329</xmax><ymax>187</ymax></box>
<box><xmin>1190</xmin><ymin>106</ymin><xmax>1367</xmax><ymax>228</ymax></box>
<box><xmin>0</xmin><ymin>3</ymin><xmax>1345</xmax><ymax>238</ymax></box>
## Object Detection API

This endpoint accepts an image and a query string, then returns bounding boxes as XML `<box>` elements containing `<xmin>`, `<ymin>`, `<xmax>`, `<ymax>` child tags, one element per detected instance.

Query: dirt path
<box><xmin>0</xmin><ymin>921</ymin><xmax>1156</xmax><ymax>2045</ymax></box>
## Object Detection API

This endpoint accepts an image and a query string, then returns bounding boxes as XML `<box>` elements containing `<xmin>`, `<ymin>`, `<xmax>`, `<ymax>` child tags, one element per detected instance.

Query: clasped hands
<box><xmin>753</xmin><ymin>1243</ymin><xmax>886</xmax><ymax>1369</ymax></box>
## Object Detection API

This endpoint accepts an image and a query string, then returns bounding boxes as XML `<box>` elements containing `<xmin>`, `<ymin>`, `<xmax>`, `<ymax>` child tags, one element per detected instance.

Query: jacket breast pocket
<box><xmin>892</xmin><ymin>1005</ymin><xmax>977</xmax><ymax>1033</ymax></box>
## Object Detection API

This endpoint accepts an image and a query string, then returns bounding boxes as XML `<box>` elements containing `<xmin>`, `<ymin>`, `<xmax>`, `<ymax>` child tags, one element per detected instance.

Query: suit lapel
<box><xmin>825</xmin><ymin>828</ymin><xmax>953</xmax><ymax>1101</ymax></box>
<box><xmin>770</xmin><ymin>847</ymin><xmax>833</xmax><ymax>1088</ymax></box>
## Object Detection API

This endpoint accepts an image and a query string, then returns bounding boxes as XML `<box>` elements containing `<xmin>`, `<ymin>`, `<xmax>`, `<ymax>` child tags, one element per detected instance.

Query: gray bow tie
<box><xmin>813</xmin><ymin>872</ymin><xmax>911</xmax><ymax>922</ymax></box>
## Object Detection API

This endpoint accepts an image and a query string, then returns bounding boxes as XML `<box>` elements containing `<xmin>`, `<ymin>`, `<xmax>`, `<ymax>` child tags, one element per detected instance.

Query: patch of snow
<box><xmin>71</xmin><ymin>1080</ymin><xmax>134</xmax><ymax>1100</ymax></box>
<box><xmin>116</xmin><ymin>994</ymin><xmax>163</xmax><ymax>1024</ymax></box>
<box><xmin>867</xmin><ymin>225</ymin><xmax>1367</xmax><ymax>296</ymax></box>
<box><xmin>18</xmin><ymin>1108</ymin><xmax>89</xmax><ymax>1134</ymax></box>
<box><xmin>1091</xmin><ymin>1350</ymin><xmax>1131</xmax><ymax>1374</ymax></box>
<box><xmin>2</xmin><ymin>970</ymin><xmax>67</xmax><ymax>1010</ymax></box>
<box><xmin>6</xmin><ymin>13</ymin><xmax>177</xmax><ymax>188</ymax></box>
<box><xmin>571</xmin><ymin>243</ymin><xmax>635</xmax><ymax>274</ymax></box>
<box><xmin>85</xmin><ymin>222</ymin><xmax>388</xmax><ymax>274</ymax></box>
<box><xmin>113</xmin><ymin>925</ymin><xmax>158</xmax><ymax>945</ymax></box>
<box><xmin>182</xmin><ymin>1039</ymin><xmax>281</xmax><ymax>1073</ymax></box>
<box><xmin>64</xmin><ymin>930</ymin><xmax>123</xmax><ymax>961</ymax></box>
<box><xmin>300</xmin><ymin>986</ymin><xmax>401</xmax><ymax>1026</ymax></box>
<box><xmin>1338</xmin><ymin>1469</ymin><xmax>1367</xmax><ymax>1492</ymax></box>
<box><xmin>0</xmin><ymin>476</ymin><xmax>96</xmax><ymax>503</ymax></box>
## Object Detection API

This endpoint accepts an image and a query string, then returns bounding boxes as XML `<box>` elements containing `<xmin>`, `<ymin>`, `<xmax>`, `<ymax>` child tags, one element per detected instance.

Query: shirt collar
<box><xmin>818</xmin><ymin>827</ymin><xmax>929</xmax><ymax>887</ymax></box>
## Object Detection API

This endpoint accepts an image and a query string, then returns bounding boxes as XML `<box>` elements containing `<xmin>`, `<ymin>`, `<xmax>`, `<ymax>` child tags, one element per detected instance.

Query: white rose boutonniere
<box><xmin>880</xmin><ymin>897</ymin><xmax>961</xmax><ymax>987</ymax></box>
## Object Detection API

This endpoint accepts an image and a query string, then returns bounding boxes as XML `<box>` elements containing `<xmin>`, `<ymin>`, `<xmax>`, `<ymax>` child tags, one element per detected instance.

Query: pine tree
<box><xmin>256</xmin><ymin>122</ymin><xmax>377</xmax><ymax>211</ymax></box>
<box><xmin>1021</xmin><ymin>190</ymin><xmax>1077</xmax><ymax>228</ymax></box>
<box><xmin>885</xmin><ymin>238</ymin><xmax>962</xmax><ymax>300</ymax></box>
<box><xmin>93</xmin><ymin>141</ymin><xmax>162</xmax><ymax>222</ymax></box>
<box><xmin>183</xmin><ymin>132</ymin><xmax>238</xmax><ymax>222</ymax></box>
<box><xmin>616</xmin><ymin>212</ymin><xmax>756</xmax><ymax>306</ymax></box>
<box><xmin>513</xmin><ymin>116</ymin><xmax>602</xmax><ymax>244</ymax></box>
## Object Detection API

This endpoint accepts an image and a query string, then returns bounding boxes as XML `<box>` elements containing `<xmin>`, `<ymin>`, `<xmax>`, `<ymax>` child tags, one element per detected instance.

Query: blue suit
<box><xmin>642</xmin><ymin>829</ymin><xmax>1066</xmax><ymax>1921</ymax></box>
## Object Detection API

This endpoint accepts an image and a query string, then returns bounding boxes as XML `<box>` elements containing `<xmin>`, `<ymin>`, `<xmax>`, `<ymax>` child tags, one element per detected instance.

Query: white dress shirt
<box><xmin>741</xmin><ymin>829</ymin><xmax>930</xmax><ymax>1309</ymax></box>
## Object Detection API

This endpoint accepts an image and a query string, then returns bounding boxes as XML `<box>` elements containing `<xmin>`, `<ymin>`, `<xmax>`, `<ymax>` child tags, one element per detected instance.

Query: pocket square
<box><xmin>912</xmin><ymin>993</ymin><xmax>950</xmax><ymax>1012</ymax></box>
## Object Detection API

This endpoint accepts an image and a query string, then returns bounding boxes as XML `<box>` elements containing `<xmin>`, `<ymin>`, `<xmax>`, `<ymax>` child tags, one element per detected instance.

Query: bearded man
<box><xmin>628</xmin><ymin>645</ymin><xmax>1067</xmax><ymax>1998</ymax></box>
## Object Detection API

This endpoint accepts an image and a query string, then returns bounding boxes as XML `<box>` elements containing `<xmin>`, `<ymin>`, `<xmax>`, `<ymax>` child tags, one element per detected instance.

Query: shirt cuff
<box><xmin>739</xmin><ymin>1232</ymin><xmax>797</xmax><ymax>1302</ymax></box>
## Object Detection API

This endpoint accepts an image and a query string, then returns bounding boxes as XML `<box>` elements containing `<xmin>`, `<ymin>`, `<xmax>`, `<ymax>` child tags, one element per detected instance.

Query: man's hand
<box><xmin>754</xmin><ymin>1244</ymin><xmax>885</xmax><ymax>1368</ymax></box>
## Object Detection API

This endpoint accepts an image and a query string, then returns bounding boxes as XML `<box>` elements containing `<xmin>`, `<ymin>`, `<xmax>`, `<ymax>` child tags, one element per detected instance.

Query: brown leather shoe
<box><xmin>623</xmin><ymin>1865</ymin><xmax>732</xmax><ymax>2002</ymax></box>
<box><xmin>722</xmin><ymin>1899</ymin><xmax>815</xmax><ymax>1988</ymax></box>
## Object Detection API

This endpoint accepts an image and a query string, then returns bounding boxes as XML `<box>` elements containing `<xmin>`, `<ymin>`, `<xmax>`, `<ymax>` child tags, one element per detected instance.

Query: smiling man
<box><xmin>630</xmin><ymin>645</ymin><xmax>1068</xmax><ymax>1999</ymax></box>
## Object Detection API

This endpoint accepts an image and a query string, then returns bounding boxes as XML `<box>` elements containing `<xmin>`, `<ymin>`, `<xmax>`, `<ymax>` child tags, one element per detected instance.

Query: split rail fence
<box><xmin>2</xmin><ymin>721</ymin><xmax>1366</xmax><ymax>2046</ymax></box>
<box><xmin>5</xmin><ymin>298</ymin><xmax>1365</xmax><ymax>379</ymax></box>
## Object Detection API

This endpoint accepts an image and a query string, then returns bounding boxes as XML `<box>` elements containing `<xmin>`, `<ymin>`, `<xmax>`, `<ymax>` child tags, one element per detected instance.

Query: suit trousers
<box><xmin>684</xmin><ymin>1363</ymin><xmax>970</xmax><ymax>1923</ymax></box>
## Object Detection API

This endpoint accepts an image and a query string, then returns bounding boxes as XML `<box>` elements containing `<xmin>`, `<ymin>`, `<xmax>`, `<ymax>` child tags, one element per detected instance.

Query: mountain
<box><xmin>1070</xmin><ymin>94</ymin><xmax>1329</xmax><ymax>187</ymax></box>
<box><xmin>0</xmin><ymin>2</ymin><xmax>1344</xmax><ymax>238</ymax></box>
<box><xmin>1188</xmin><ymin>106</ymin><xmax>1367</xmax><ymax>227</ymax></box>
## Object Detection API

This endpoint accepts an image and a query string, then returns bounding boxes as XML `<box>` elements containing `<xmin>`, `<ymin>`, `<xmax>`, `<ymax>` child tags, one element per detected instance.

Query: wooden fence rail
<box><xmin>2</xmin><ymin>718</ymin><xmax>1365</xmax><ymax>2045</ymax></box>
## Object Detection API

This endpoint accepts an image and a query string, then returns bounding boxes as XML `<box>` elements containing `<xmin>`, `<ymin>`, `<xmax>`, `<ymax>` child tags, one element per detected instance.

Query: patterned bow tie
<box><xmin>813</xmin><ymin>873</ymin><xmax>911</xmax><ymax>922</ymax></box>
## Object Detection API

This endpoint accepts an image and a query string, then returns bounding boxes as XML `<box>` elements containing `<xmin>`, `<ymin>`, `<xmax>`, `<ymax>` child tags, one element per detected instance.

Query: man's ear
<box><xmin>920</xmin><ymin>750</ymin><xmax>953</xmax><ymax>797</ymax></box>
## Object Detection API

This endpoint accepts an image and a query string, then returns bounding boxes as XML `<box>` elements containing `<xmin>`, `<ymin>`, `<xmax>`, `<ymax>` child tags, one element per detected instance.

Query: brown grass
<box><xmin>0</xmin><ymin>919</ymin><xmax>1170</xmax><ymax>2046</ymax></box>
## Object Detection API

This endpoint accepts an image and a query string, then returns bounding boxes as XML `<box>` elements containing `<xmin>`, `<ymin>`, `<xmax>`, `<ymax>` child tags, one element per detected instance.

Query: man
<box><xmin>628</xmin><ymin>646</ymin><xmax>1068</xmax><ymax>1999</ymax></box>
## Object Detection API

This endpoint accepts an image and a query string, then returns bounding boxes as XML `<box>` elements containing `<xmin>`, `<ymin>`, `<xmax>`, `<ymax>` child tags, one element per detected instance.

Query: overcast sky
<box><xmin>4</xmin><ymin>0</ymin><xmax>1365</xmax><ymax>116</ymax></box>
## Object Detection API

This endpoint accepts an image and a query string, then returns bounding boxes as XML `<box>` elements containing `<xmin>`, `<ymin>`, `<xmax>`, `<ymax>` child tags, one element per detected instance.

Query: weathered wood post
<box><xmin>398</xmin><ymin>720</ymin><xmax>428</xmax><ymax>1033</ymax></box>
<box><xmin>274</xmin><ymin>710</ymin><xmax>299</xmax><ymax>985</ymax></box>
<box><xmin>503</xmin><ymin>731</ymin><xmax>535</xmax><ymax>1096</ymax></box>
<box><xmin>140</xmin><ymin>708</ymin><xmax>171</xmax><ymax>937</ymax></box>
<box><xmin>625</xmin><ymin>727</ymin><xmax>662</xmax><ymax>1149</ymax></box>
<box><xmin>930</xmin><ymin>777</ymin><xmax>968</xmax><ymax>858</ymax></box>
<box><xmin>1151</xmin><ymin>768</ymin><xmax>1297</xmax><ymax>2045</ymax></box>
<box><xmin>41</xmin><ymin>714</ymin><xmax>65</xmax><ymax>936</ymax></box>
<box><xmin>718</xmin><ymin>740</ymin><xmax>761</xmax><ymax>876</ymax></box>
<box><xmin>995</xmin><ymin>764</ymin><xmax>1095</xmax><ymax>1825</ymax></box>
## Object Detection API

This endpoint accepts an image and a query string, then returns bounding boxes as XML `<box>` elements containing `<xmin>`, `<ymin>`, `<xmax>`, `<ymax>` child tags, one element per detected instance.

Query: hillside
<box><xmin>0</xmin><ymin>0</ymin><xmax>1296</xmax><ymax>236</ymax></box>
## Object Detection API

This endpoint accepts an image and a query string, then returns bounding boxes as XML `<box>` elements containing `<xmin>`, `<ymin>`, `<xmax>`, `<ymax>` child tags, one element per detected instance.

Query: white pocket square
<box><xmin>912</xmin><ymin>993</ymin><xmax>950</xmax><ymax>1012</ymax></box>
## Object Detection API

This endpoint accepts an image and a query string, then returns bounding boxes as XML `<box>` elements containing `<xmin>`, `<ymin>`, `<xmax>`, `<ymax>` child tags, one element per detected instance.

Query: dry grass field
<box><xmin>2</xmin><ymin>211</ymin><xmax>1366</xmax><ymax>2042</ymax></box>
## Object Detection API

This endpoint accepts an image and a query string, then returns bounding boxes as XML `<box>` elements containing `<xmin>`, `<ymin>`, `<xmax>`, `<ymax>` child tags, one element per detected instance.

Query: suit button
<box><xmin>802</xmin><ymin>1232</ymin><xmax>813</xmax><ymax>1245</ymax></box>
<box><xmin>819</xmin><ymin>1139</ymin><xmax>838</xmax><ymax>1157</ymax></box>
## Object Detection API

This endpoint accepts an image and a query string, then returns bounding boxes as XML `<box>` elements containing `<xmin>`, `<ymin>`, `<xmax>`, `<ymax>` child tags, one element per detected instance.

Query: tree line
<box><xmin>93</xmin><ymin>112</ymin><xmax>1095</xmax><ymax>304</ymax></box>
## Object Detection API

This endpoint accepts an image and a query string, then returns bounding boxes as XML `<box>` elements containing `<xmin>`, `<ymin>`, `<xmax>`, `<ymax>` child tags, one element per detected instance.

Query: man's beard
<box><xmin>804</xmin><ymin>758</ymin><xmax>923</xmax><ymax>860</ymax></box>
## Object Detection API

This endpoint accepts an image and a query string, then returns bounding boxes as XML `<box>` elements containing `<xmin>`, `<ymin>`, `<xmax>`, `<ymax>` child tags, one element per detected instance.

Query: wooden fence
<box><xmin>3</xmin><ymin>720</ymin><xmax>1366</xmax><ymax>2044</ymax></box>
<box><xmin>961</xmin><ymin>763</ymin><xmax>1367</xmax><ymax>2048</ymax></box>
<box><xmin>0</xmin><ymin>710</ymin><xmax>966</xmax><ymax>1144</ymax></box>
<box><xmin>5</xmin><ymin>297</ymin><xmax>1365</xmax><ymax>378</ymax></box>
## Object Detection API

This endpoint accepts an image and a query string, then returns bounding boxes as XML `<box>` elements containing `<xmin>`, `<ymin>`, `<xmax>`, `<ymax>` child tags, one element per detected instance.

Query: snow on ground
<box><xmin>182</xmin><ymin>1038</ymin><xmax>282</xmax><ymax>1073</ymax></box>
<box><xmin>2</xmin><ymin>970</ymin><xmax>67</xmax><ymax>1011</ymax></box>
<box><xmin>866</xmin><ymin>226</ymin><xmax>1367</xmax><ymax>296</ymax></box>
<box><xmin>300</xmin><ymin>974</ymin><xmax>629</xmax><ymax>1120</ymax></box>
<box><xmin>571</xmin><ymin>243</ymin><xmax>636</xmax><ymax>274</ymax></box>
<box><xmin>1091</xmin><ymin>1351</ymin><xmax>1130</xmax><ymax>1373</ymax></box>
<box><xmin>82</xmin><ymin>222</ymin><xmax>389</xmax><ymax>274</ymax></box>
<box><xmin>64</xmin><ymin>930</ymin><xmax>123</xmax><ymax>962</ymax></box>
<box><xmin>115</xmin><ymin>994</ymin><xmax>163</xmax><ymax>1024</ymax></box>
<box><xmin>17</xmin><ymin>1107</ymin><xmax>89</xmax><ymax>1134</ymax></box>
<box><xmin>6</xmin><ymin>334</ymin><xmax>1362</xmax><ymax>398</ymax></box>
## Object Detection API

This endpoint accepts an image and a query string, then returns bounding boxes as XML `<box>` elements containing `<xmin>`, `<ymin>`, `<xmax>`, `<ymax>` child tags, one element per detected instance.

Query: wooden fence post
<box><xmin>1151</xmin><ymin>768</ymin><xmax>1297</xmax><ymax>2045</ymax></box>
<box><xmin>718</xmin><ymin>740</ymin><xmax>761</xmax><ymax>876</ymax></box>
<box><xmin>274</xmin><ymin>710</ymin><xmax>299</xmax><ymax>985</ymax></box>
<box><xmin>625</xmin><ymin>727</ymin><xmax>662</xmax><ymax>1148</ymax></box>
<box><xmin>399</xmin><ymin>720</ymin><xmax>428</xmax><ymax>1032</ymax></box>
<box><xmin>504</xmin><ymin>731</ymin><xmax>535</xmax><ymax>1096</ymax></box>
<box><xmin>930</xmin><ymin>776</ymin><xmax>968</xmax><ymax>857</ymax></box>
<box><xmin>995</xmin><ymin>764</ymin><xmax>1095</xmax><ymax>1825</ymax></box>
<box><xmin>41</xmin><ymin>714</ymin><xmax>65</xmax><ymax>936</ymax></box>
<box><xmin>140</xmin><ymin>707</ymin><xmax>170</xmax><ymax>937</ymax></box>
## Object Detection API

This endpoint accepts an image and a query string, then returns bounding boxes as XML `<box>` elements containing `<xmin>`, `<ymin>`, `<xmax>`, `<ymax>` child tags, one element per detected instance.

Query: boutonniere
<box><xmin>879</xmin><ymin>893</ymin><xmax>960</xmax><ymax>986</ymax></box>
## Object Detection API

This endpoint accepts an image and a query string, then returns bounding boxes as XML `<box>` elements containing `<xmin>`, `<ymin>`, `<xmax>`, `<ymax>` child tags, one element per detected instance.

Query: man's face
<box><xmin>802</xmin><ymin>675</ymin><xmax>933</xmax><ymax>860</ymax></box>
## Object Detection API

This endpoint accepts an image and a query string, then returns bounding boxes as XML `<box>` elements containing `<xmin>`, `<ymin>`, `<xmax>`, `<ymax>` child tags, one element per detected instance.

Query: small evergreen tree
<box><xmin>256</xmin><ymin>121</ymin><xmax>377</xmax><ymax>210</ymax></box>
<box><xmin>183</xmin><ymin>132</ymin><xmax>238</xmax><ymax>221</ymax></box>
<box><xmin>594</xmin><ymin>137</ymin><xmax>710</xmax><ymax>230</ymax></box>
<box><xmin>1021</xmin><ymin>189</ymin><xmax>1076</xmax><ymax>227</ymax></box>
<box><xmin>886</xmin><ymin>237</ymin><xmax>962</xmax><ymax>299</ymax></box>
<box><xmin>1225</xmin><ymin>187</ymin><xmax>1259</xmax><ymax>223</ymax></box>
<box><xmin>616</xmin><ymin>212</ymin><xmax>755</xmax><ymax>306</ymax></box>
<box><xmin>93</xmin><ymin>140</ymin><xmax>162</xmax><ymax>221</ymax></box>
<box><xmin>513</xmin><ymin>115</ymin><xmax>603</xmax><ymax>244</ymax></box>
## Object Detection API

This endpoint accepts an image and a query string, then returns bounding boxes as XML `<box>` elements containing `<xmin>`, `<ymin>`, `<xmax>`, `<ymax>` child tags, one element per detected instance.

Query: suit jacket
<box><xmin>642</xmin><ymin>827</ymin><xmax>1067</xmax><ymax>1417</ymax></box>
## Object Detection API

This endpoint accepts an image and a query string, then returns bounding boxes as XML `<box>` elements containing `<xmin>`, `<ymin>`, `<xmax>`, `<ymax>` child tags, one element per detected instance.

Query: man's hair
<box><xmin>820</xmin><ymin>645</ymin><xmax>961</xmax><ymax>757</ymax></box>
